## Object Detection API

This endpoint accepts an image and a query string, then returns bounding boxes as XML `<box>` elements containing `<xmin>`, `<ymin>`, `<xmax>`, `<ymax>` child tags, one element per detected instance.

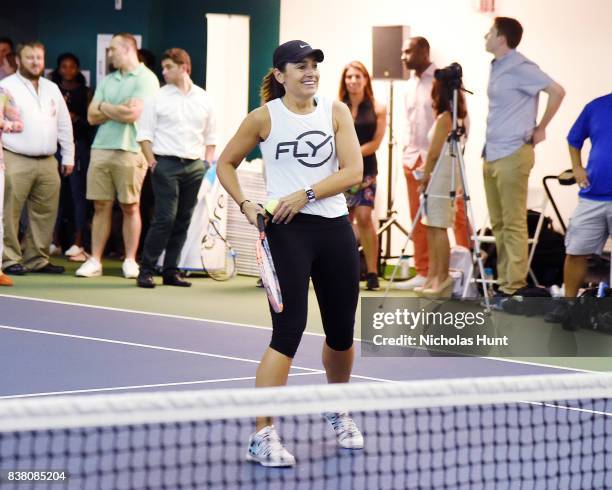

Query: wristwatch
<box><xmin>304</xmin><ymin>186</ymin><xmax>316</xmax><ymax>203</ymax></box>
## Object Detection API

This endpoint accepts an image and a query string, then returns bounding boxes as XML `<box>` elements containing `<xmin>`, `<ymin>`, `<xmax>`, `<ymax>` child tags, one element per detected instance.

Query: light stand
<box><xmin>376</xmin><ymin>80</ymin><xmax>409</xmax><ymax>275</ymax></box>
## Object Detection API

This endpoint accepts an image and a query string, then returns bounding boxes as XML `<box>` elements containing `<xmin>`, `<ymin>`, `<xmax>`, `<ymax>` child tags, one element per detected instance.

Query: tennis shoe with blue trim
<box><xmin>323</xmin><ymin>412</ymin><xmax>364</xmax><ymax>449</ymax></box>
<box><xmin>246</xmin><ymin>425</ymin><xmax>296</xmax><ymax>467</ymax></box>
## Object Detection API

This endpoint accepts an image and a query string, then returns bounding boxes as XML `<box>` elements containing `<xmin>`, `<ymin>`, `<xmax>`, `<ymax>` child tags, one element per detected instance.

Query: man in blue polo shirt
<box><xmin>562</xmin><ymin>94</ymin><xmax>612</xmax><ymax>297</ymax></box>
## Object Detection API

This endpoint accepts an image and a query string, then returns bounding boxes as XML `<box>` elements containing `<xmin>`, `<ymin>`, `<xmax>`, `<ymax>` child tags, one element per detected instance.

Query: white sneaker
<box><xmin>246</xmin><ymin>425</ymin><xmax>296</xmax><ymax>467</ymax></box>
<box><xmin>392</xmin><ymin>274</ymin><xmax>427</xmax><ymax>290</ymax></box>
<box><xmin>64</xmin><ymin>244</ymin><xmax>83</xmax><ymax>257</ymax></box>
<box><xmin>76</xmin><ymin>258</ymin><xmax>102</xmax><ymax>277</ymax></box>
<box><xmin>49</xmin><ymin>243</ymin><xmax>61</xmax><ymax>256</ymax></box>
<box><xmin>122</xmin><ymin>259</ymin><xmax>140</xmax><ymax>279</ymax></box>
<box><xmin>323</xmin><ymin>412</ymin><xmax>364</xmax><ymax>449</ymax></box>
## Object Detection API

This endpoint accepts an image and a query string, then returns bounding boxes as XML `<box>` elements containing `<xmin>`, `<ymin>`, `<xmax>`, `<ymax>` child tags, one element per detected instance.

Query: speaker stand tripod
<box><xmin>377</xmin><ymin>80</ymin><xmax>409</xmax><ymax>275</ymax></box>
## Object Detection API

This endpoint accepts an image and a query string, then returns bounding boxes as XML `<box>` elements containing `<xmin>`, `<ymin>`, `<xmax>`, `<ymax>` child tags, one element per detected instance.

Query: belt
<box><xmin>4</xmin><ymin>149</ymin><xmax>53</xmax><ymax>159</ymax></box>
<box><xmin>154</xmin><ymin>154</ymin><xmax>200</xmax><ymax>164</ymax></box>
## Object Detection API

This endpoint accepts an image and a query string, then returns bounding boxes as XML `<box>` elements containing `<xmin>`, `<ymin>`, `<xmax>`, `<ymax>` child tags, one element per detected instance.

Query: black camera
<box><xmin>434</xmin><ymin>62</ymin><xmax>462</xmax><ymax>82</ymax></box>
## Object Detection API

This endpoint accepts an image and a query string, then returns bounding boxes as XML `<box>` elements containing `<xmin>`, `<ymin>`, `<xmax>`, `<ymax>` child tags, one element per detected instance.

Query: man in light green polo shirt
<box><xmin>78</xmin><ymin>32</ymin><xmax>159</xmax><ymax>279</ymax></box>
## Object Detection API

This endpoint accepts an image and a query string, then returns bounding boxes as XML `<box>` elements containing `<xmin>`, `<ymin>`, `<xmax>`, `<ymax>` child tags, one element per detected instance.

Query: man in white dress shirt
<box><xmin>135</xmin><ymin>48</ymin><xmax>217</xmax><ymax>288</ymax></box>
<box><xmin>1</xmin><ymin>41</ymin><xmax>74</xmax><ymax>275</ymax></box>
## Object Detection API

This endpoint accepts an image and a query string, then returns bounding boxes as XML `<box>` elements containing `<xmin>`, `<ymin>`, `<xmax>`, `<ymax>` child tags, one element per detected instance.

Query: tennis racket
<box><xmin>256</xmin><ymin>214</ymin><xmax>284</xmax><ymax>313</ymax></box>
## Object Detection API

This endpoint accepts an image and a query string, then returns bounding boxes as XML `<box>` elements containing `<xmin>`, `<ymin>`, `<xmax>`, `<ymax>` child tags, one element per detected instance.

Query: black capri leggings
<box><xmin>265</xmin><ymin>213</ymin><xmax>360</xmax><ymax>358</ymax></box>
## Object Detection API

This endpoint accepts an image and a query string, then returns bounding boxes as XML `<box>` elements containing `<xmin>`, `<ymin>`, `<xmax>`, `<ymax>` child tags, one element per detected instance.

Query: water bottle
<box><xmin>399</xmin><ymin>255</ymin><xmax>410</xmax><ymax>280</ymax></box>
<box><xmin>597</xmin><ymin>282</ymin><xmax>609</xmax><ymax>298</ymax></box>
<box><xmin>483</xmin><ymin>267</ymin><xmax>495</xmax><ymax>297</ymax></box>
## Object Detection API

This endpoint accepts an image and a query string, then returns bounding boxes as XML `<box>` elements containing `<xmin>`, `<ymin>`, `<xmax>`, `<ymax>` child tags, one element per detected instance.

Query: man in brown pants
<box><xmin>0</xmin><ymin>41</ymin><xmax>74</xmax><ymax>275</ymax></box>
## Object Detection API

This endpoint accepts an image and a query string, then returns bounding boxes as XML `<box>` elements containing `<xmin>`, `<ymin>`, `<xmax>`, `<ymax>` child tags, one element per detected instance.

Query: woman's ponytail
<box><xmin>260</xmin><ymin>67</ymin><xmax>285</xmax><ymax>105</ymax></box>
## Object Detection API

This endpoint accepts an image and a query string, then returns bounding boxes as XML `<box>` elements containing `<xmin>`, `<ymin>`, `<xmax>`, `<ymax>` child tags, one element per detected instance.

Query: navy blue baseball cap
<box><xmin>273</xmin><ymin>40</ymin><xmax>324</xmax><ymax>69</ymax></box>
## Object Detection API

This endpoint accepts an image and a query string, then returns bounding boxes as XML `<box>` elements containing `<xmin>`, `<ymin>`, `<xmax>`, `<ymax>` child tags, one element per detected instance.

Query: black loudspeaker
<box><xmin>372</xmin><ymin>25</ymin><xmax>410</xmax><ymax>79</ymax></box>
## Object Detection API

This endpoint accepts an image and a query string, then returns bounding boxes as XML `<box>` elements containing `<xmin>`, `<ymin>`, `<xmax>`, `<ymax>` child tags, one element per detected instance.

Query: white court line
<box><xmin>0</xmin><ymin>325</ymin><xmax>321</xmax><ymax>373</ymax></box>
<box><xmin>0</xmin><ymin>372</ymin><xmax>325</xmax><ymax>400</ymax></box>
<box><xmin>0</xmin><ymin>293</ymin><xmax>600</xmax><ymax>375</ymax></box>
<box><xmin>349</xmin><ymin>373</ymin><xmax>396</xmax><ymax>382</ymax></box>
<box><xmin>524</xmin><ymin>401</ymin><xmax>612</xmax><ymax>418</ymax></box>
<box><xmin>0</xmin><ymin>293</ymin><xmax>322</xmax><ymax>336</ymax></box>
<box><xmin>0</xmin><ymin>324</ymin><xmax>388</xmax><ymax>383</ymax></box>
<box><xmin>348</xmin><ymin>375</ymin><xmax>612</xmax><ymax>418</ymax></box>
<box><xmin>484</xmin><ymin>356</ymin><xmax>599</xmax><ymax>373</ymax></box>
<box><xmin>0</xmin><ymin>323</ymin><xmax>607</xmax><ymax>418</ymax></box>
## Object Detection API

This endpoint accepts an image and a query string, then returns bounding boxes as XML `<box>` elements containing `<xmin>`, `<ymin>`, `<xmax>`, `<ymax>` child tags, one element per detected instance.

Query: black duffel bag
<box><xmin>562</xmin><ymin>287</ymin><xmax>612</xmax><ymax>332</ymax></box>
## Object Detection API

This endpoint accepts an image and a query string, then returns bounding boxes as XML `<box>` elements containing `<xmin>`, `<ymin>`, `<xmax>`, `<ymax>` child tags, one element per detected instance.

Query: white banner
<box><xmin>205</xmin><ymin>13</ymin><xmax>250</xmax><ymax>150</ymax></box>
<box><xmin>158</xmin><ymin>165</ymin><xmax>228</xmax><ymax>271</ymax></box>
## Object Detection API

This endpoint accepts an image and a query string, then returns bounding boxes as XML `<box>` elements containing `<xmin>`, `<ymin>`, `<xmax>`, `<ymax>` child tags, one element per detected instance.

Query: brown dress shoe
<box><xmin>0</xmin><ymin>273</ymin><xmax>14</xmax><ymax>286</ymax></box>
<box><xmin>162</xmin><ymin>272</ymin><xmax>192</xmax><ymax>287</ymax></box>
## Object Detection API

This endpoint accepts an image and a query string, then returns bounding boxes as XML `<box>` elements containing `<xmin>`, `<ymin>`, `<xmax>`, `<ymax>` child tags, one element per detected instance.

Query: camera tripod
<box><xmin>382</xmin><ymin>81</ymin><xmax>491</xmax><ymax>309</ymax></box>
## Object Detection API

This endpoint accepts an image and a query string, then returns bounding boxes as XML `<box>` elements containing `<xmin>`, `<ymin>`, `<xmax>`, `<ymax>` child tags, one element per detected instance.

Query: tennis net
<box><xmin>1</xmin><ymin>372</ymin><xmax>611</xmax><ymax>489</ymax></box>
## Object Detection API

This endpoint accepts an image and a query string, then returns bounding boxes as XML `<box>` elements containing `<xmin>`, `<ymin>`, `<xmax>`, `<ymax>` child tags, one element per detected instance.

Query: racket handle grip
<box><xmin>257</xmin><ymin>213</ymin><xmax>266</xmax><ymax>232</ymax></box>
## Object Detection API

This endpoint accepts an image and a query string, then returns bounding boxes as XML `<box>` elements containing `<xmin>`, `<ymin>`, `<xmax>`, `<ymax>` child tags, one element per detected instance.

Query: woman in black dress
<box><xmin>338</xmin><ymin>61</ymin><xmax>386</xmax><ymax>290</ymax></box>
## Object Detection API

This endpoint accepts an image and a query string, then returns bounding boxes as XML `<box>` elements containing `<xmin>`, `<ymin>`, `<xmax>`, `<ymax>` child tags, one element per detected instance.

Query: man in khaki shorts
<box><xmin>77</xmin><ymin>33</ymin><xmax>159</xmax><ymax>278</ymax></box>
<box><xmin>559</xmin><ymin>94</ymin><xmax>612</xmax><ymax>298</ymax></box>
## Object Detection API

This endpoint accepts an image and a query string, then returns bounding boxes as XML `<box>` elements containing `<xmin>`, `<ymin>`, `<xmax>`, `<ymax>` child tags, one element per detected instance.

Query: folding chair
<box><xmin>463</xmin><ymin>186</ymin><xmax>549</xmax><ymax>297</ymax></box>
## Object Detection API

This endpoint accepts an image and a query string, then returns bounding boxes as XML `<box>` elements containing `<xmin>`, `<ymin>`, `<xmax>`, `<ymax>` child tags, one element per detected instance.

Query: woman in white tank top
<box><xmin>418</xmin><ymin>78</ymin><xmax>469</xmax><ymax>298</ymax></box>
<box><xmin>217</xmin><ymin>40</ymin><xmax>364</xmax><ymax>467</ymax></box>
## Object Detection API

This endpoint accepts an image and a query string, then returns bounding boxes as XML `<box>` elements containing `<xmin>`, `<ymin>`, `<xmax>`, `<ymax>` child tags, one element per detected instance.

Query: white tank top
<box><xmin>259</xmin><ymin>96</ymin><xmax>348</xmax><ymax>218</ymax></box>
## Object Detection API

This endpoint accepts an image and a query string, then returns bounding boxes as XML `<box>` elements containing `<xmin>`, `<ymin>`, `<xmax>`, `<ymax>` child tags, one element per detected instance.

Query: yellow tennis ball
<box><xmin>265</xmin><ymin>199</ymin><xmax>279</xmax><ymax>214</ymax></box>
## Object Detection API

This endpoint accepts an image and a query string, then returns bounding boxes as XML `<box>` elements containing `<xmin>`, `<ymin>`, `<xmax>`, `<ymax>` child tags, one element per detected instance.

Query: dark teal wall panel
<box><xmin>0</xmin><ymin>0</ymin><xmax>40</xmax><ymax>43</ymax></box>
<box><xmin>159</xmin><ymin>0</ymin><xmax>279</xmax><ymax>110</ymax></box>
<box><xmin>37</xmin><ymin>0</ymin><xmax>158</xmax><ymax>84</ymax></box>
<box><xmin>2</xmin><ymin>0</ymin><xmax>279</xmax><ymax>112</ymax></box>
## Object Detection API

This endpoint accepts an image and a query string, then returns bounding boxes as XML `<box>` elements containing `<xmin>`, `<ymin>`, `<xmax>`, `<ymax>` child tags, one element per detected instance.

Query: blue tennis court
<box><xmin>0</xmin><ymin>294</ymin><xmax>574</xmax><ymax>398</ymax></box>
<box><xmin>1</xmin><ymin>294</ymin><xmax>611</xmax><ymax>489</ymax></box>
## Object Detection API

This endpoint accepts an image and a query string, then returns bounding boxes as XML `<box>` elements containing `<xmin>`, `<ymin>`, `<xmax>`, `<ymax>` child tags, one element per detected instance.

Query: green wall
<box><xmin>155</xmin><ymin>0</ymin><xmax>279</xmax><ymax>111</ymax></box>
<box><xmin>2</xmin><ymin>0</ymin><xmax>280</xmax><ymax>112</ymax></box>
<box><xmin>36</xmin><ymin>0</ymin><xmax>157</xmax><ymax>84</ymax></box>
<box><xmin>0</xmin><ymin>0</ymin><xmax>39</xmax><ymax>42</ymax></box>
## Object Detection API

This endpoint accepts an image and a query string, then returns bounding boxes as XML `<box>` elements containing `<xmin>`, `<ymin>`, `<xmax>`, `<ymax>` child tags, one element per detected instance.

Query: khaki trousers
<box><xmin>2</xmin><ymin>150</ymin><xmax>60</xmax><ymax>270</ymax></box>
<box><xmin>483</xmin><ymin>144</ymin><xmax>535</xmax><ymax>294</ymax></box>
